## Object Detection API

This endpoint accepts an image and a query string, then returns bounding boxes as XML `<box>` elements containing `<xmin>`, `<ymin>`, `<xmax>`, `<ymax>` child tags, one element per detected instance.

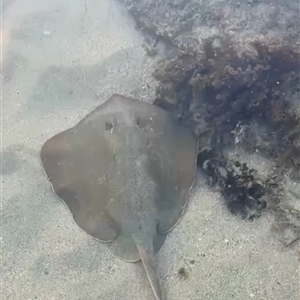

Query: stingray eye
<box><xmin>105</xmin><ymin>122</ymin><xmax>113</xmax><ymax>132</ymax></box>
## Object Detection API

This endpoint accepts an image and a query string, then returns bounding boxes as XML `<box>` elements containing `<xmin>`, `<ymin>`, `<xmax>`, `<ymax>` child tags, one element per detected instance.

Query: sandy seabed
<box><xmin>2</xmin><ymin>1</ymin><xmax>299</xmax><ymax>299</ymax></box>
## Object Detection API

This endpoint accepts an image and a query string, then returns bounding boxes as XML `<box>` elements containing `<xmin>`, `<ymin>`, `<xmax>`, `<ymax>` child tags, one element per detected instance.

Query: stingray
<box><xmin>40</xmin><ymin>94</ymin><xmax>198</xmax><ymax>300</ymax></box>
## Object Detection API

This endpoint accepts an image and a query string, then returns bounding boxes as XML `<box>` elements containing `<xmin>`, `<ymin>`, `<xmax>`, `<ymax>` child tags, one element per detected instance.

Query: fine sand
<box><xmin>2</xmin><ymin>1</ymin><xmax>299</xmax><ymax>299</ymax></box>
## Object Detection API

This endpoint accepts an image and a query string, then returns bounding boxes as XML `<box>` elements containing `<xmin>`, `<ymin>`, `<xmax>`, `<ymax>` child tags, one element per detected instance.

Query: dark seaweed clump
<box><xmin>196</xmin><ymin>148</ymin><xmax>268</xmax><ymax>219</ymax></box>
<box><xmin>153</xmin><ymin>34</ymin><xmax>300</xmax><ymax>244</ymax></box>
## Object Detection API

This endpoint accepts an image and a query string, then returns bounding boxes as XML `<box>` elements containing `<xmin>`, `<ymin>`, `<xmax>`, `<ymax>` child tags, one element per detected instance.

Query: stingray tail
<box><xmin>135</xmin><ymin>240</ymin><xmax>164</xmax><ymax>300</ymax></box>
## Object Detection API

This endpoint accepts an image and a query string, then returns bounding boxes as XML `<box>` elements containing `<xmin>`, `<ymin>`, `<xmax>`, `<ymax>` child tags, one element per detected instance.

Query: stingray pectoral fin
<box><xmin>135</xmin><ymin>239</ymin><xmax>165</xmax><ymax>300</ymax></box>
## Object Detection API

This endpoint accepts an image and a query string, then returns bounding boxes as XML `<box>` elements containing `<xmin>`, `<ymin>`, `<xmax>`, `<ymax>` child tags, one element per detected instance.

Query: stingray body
<box><xmin>40</xmin><ymin>94</ymin><xmax>198</xmax><ymax>300</ymax></box>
